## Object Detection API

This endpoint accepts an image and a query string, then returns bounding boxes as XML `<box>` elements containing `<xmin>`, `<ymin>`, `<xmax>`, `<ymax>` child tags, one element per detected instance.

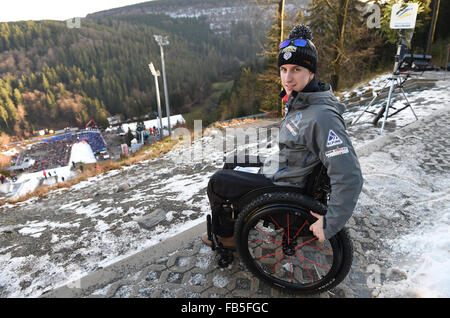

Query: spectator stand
<box><xmin>10</xmin><ymin>130</ymin><xmax>108</xmax><ymax>175</ymax></box>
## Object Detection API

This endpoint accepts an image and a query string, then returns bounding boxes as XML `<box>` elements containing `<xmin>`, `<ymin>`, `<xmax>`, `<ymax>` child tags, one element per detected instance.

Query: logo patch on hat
<box><xmin>283</xmin><ymin>52</ymin><xmax>292</xmax><ymax>60</ymax></box>
<box><xmin>326</xmin><ymin>130</ymin><xmax>343</xmax><ymax>147</ymax></box>
<box><xmin>282</xmin><ymin>45</ymin><xmax>297</xmax><ymax>53</ymax></box>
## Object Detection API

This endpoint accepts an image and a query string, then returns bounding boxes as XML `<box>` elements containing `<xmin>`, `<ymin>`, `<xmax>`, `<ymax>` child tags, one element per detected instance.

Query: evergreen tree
<box><xmin>306</xmin><ymin>0</ymin><xmax>384</xmax><ymax>90</ymax></box>
<box><xmin>257</xmin><ymin>0</ymin><xmax>286</xmax><ymax>116</ymax></box>
<box><xmin>13</xmin><ymin>88</ymin><xmax>22</xmax><ymax>105</ymax></box>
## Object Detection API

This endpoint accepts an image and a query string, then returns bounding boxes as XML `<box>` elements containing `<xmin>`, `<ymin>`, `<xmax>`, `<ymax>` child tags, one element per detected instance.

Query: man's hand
<box><xmin>309</xmin><ymin>211</ymin><xmax>325</xmax><ymax>243</ymax></box>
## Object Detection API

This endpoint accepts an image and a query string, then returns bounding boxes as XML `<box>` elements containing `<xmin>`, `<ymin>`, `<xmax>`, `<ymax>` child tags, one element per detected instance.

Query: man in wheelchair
<box><xmin>202</xmin><ymin>25</ymin><xmax>363</xmax><ymax>262</ymax></box>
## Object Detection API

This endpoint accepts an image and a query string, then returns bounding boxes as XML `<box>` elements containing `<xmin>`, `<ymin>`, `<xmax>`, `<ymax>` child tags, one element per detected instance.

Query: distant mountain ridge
<box><xmin>87</xmin><ymin>0</ymin><xmax>310</xmax><ymax>33</ymax></box>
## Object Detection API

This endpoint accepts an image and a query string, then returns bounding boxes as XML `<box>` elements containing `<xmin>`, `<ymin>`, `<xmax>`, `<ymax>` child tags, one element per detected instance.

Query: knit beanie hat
<box><xmin>277</xmin><ymin>24</ymin><xmax>318</xmax><ymax>73</ymax></box>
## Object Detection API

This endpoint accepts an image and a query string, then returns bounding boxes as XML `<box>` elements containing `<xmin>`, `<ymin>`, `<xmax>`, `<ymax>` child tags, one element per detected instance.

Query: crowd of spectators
<box><xmin>77</xmin><ymin>131</ymin><xmax>107</xmax><ymax>153</ymax></box>
<box><xmin>14</xmin><ymin>130</ymin><xmax>107</xmax><ymax>173</ymax></box>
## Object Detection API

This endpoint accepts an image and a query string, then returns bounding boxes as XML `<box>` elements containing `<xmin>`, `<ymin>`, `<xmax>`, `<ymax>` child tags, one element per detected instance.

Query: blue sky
<box><xmin>0</xmin><ymin>0</ymin><xmax>152</xmax><ymax>22</ymax></box>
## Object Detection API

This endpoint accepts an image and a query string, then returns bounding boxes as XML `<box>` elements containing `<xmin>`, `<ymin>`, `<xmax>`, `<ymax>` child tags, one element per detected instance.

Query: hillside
<box><xmin>0</xmin><ymin>0</ymin><xmax>313</xmax><ymax>139</ymax></box>
<box><xmin>87</xmin><ymin>0</ymin><xmax>311</xmax><ymax>33</ymax></box>
<box><xmin>0</xmin><ymin>16</ymin><xmax>264</xmax><ymax>137</ymax></box>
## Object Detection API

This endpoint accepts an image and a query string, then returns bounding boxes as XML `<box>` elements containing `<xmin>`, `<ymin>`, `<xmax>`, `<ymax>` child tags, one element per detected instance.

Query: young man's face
<box><xmin>280</xmin><ymin>64</ymin><xmax>314</xmax><ymax>95</ymax></box>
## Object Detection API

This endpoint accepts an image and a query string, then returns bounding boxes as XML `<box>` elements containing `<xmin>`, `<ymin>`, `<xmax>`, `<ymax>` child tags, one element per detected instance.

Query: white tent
<box><xmin>69</xmin><ymin>141</ymin><xmax>97</xmax><ymax>164</ymax></box>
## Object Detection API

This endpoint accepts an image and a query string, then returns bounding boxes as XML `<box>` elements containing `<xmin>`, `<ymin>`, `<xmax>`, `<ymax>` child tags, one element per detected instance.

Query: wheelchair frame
<box><xmin>206</xmin><ymin>163</ymin><xmax>355</xmax><ymax>294</ymax></box>
<box><xmin>206</xmin><ymin>163</ymin><xmax>331</xmax><ymax>268</ymax></box>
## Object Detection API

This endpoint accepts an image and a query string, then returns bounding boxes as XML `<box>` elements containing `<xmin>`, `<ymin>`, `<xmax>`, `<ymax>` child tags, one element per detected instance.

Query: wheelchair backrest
<box><xmin>304</xmin><ymin>162</ymin><xmax>330</xmax><ymax>204</ymax></box>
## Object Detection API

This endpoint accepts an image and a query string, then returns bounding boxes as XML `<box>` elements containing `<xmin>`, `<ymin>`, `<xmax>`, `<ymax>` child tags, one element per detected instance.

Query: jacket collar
<box><xmin>280</xmin><ymin>76</ymin><xmax>320</xmax><ymax>101</ymax></box>
<box><xmin>281</xmin><ymin>81</ymin><xmax>345</xmax><ymax>114</ymax></box>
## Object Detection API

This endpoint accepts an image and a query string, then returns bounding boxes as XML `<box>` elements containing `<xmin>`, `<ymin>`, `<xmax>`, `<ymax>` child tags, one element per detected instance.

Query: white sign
<box><xmin>390</xmin><ymin>3</ymin><xmax>419</xmax><ymax>29</ymax></box>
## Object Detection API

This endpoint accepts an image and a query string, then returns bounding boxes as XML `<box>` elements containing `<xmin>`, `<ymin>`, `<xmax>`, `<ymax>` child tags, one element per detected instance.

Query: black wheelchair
<box><xmin>205</xmin><ymin>164</ymin><xmax>353</xmax><ymax>295</ymax></box>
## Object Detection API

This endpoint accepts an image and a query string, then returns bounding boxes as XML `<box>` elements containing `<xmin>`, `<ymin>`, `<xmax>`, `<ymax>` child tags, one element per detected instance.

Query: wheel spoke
<box><xmin>295</xmin><ymin>237</ymin><xmax>317</xmax><ymax>249</ymax></box>
<box><xmin>295</xmin><ymin>251</ymin><xmax>330</xmax><ymax>271</ymax></box>
<box><xmin>255</xmin><ymin>250</ymin><xmax>283</xmax><ymax>260</ymax></box>
<box><xmin>295</xmin><ymin>250</ymin><xmax>314</xmax><ymax>281</ymax></box>
<box><xmin>271</xmin><ymin>253</ymin><xmax>285</xmax><ymax>274</ymax></box>
<box><xmin>255</xmin><ymin>226</ymin><xmax>283</xmax><ymax>245</ymax></box>
<box><xmin>293</xmin><ymin>220</ymin><xmax>308</xmax><ymax>239</ymax></box>
<box><xmin>304</xmin><ymin>244</ymin><xmax>332</xmax><ymax>253</ymax></box>
<box><xmin>269</xmin><ymin>216</ymin><xmax>288</xmax><ymax>241</ymax></box>
<box><xmin>287</xmin><ymin>213</ymin><xmax>290</xmax><ymax>245</ymax></box>
<box><xmin>249</xmin><ymin>239</ymin><xmax>281</xmax><ymax>244</ymax></box>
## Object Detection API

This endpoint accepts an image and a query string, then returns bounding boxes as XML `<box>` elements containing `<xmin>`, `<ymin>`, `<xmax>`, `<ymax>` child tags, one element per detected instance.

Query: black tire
<box><xmin>234</xmin><ymin>192</ymin><xmax>353</xmax><ymax>295</ymax></box>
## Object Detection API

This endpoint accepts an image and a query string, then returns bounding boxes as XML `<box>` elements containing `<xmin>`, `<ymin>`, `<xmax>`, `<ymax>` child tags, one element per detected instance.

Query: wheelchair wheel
<box><xmin>234</xmin><ymin>192</ymin><xmax>353</xmax><ymax>295</ymax></box>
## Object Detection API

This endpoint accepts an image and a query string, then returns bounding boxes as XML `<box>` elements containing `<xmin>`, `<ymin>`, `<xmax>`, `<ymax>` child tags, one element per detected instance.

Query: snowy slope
<box><xmin>0</xmin><ymin>71</ymin><xmax>448</xmax><ymax>298</ymax></box>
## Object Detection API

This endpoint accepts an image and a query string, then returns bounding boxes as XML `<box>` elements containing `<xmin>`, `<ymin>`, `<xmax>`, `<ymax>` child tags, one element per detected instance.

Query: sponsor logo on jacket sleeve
<box><xmin>326</xmin><ymin>129</ymin><xmax>343</xmax><ymax>147</ymax></box>
<box><xmin>285</xmin><ymin>122</ymin><xmax>297</xmax><ymax>136</ymax></box>
<box><xmin>325</xmin><ymin>146</ymin><xmax>349</xmax><ymax>158</ymax></box>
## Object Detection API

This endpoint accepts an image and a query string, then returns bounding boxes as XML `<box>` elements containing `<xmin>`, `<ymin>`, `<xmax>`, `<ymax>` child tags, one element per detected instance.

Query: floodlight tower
<box><xmin>154</xmin><ymin>35</ymin><xmax>171</xmax><ymax>136</ymax></box>
<box><xmin>148</xmin><ymin>62</ymin><xmax>164</xmax><ymax>139</ymax></box>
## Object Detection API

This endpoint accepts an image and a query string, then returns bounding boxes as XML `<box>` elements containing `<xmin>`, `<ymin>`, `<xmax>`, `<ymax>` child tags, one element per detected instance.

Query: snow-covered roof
<box><xmin>121</xmin><ymin>114</ymin><xmax>185</xmax><ymax>132</ymax></box>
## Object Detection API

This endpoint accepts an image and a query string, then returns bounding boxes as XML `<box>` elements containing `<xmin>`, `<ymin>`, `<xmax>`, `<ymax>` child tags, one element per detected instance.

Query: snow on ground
<box><xmin>342</xmin><ymin>73</ymin><xmax>392</xmax><ymax>99</ymax></box>
<box><xmin>343</xmin><ymin>71</ymin><xmax>450</xmax><ymax>297</ymax></box>
<box><xmin>0</xmin><ymin>71</ymin><xmax>448</xmax><ymax>298</ymax></box>
<box><xmin>355</xmin><ymin>139</ymin><xmax>450</xmax><ymax>298</ymax></box>
<box><xmin>342</xmin><ymin>71</ymin><xmax>450</xmax><ymax>148</ymax></box>
<box><xmin>385</xmin><ymin>210</ymin><xmax>450</xmax><ymax>297</ymax></box>
<box><xmin>1</xmin><ymin>166</ymin><xmax>75</xmax><ymax>200</ymax></box>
